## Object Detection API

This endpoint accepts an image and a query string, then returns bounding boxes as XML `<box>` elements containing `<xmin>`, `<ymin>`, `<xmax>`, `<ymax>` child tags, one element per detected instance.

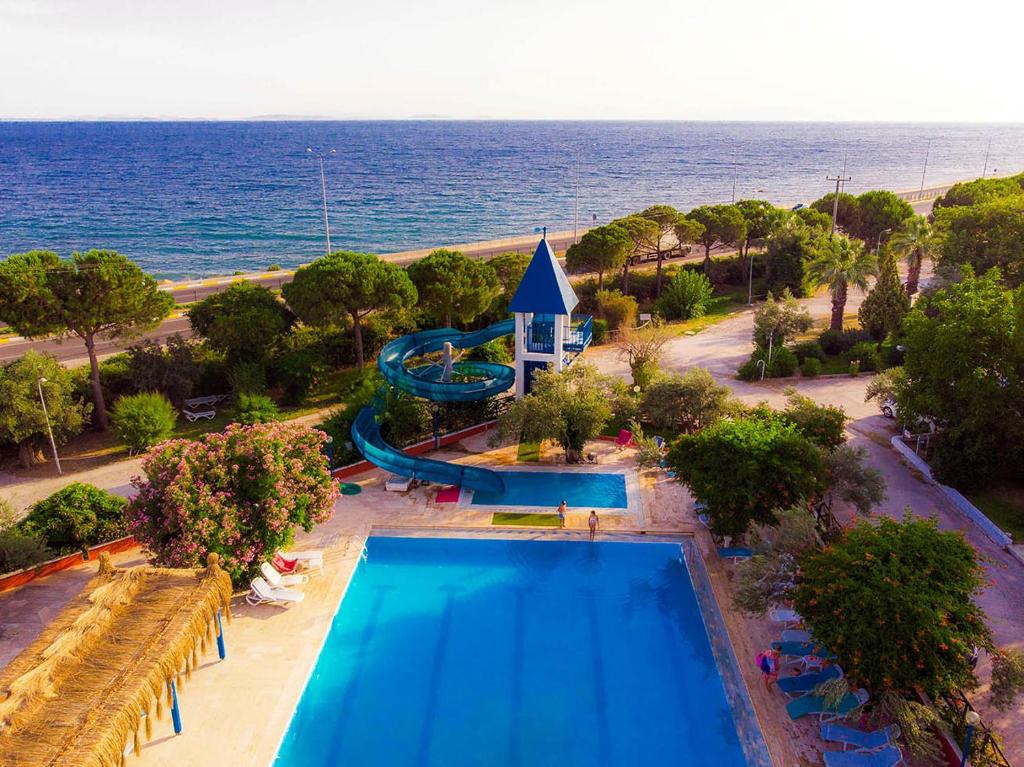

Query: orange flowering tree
<box><xmin>128</xmin><ymin>422</ymin><xmax>337</xmax><ymax>585</ymax></box>
<box><xmin>792</xmin><ymin>513</ymin><xmax>991</xmax><ymax>697</ymax></box>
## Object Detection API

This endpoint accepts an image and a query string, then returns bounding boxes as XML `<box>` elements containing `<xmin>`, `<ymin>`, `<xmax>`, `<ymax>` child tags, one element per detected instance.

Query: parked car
<box><xmin>881</xmin><ymin>396</ymin><xmax>898</xmax><ymax>419</ymax></box>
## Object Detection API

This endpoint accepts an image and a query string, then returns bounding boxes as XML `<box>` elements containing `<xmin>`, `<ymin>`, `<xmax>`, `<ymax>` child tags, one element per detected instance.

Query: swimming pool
<box><xmin>469</xmin><ymin>470</ymin><xmax>628</xmax><ymax>508</ymax></box>
<box><xmin>274</xmin><ymin>536</ymin><xmax>753</xmax><ymax>767</ymax></box>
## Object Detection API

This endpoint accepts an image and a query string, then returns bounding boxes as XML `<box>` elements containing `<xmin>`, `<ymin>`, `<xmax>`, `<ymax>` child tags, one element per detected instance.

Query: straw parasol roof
<box><xmin>0</xmin><ymin>552</ymin><xmax>232</xmax><ymax>767</ymax></box>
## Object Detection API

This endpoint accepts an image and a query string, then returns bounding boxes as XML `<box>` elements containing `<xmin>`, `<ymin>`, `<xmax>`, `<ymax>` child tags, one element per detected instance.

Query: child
<box><xmin>756</xmin><ymin>648</ymin><xmax>780</xmax><ymax>691</ymax></box>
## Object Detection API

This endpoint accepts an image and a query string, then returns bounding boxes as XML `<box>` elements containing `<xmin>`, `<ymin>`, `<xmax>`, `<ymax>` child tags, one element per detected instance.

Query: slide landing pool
<box><xmin>274</xmin><ymin>536</ymin><xmax>757</xmax><ymax>767</ymax></box>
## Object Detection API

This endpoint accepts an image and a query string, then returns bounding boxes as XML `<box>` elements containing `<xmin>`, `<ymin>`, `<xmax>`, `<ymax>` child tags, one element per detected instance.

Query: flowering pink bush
<box><xmin>127</xmin><ymin>422</ymin><xmax>337</xmax><ymax>585</ymax></box>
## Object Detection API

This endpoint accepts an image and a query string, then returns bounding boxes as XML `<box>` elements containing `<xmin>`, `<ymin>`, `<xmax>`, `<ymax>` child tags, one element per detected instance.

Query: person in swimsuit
<box><xmin>756</xmin><ymin>648</ymin><xmax>781</xmax><ymax>691</ymax></box>
<box><xmin>557</xmin><ymin>501</ymin><xmax>567</xmax><ymax>528</ymax></box>
<box><xmin>588</xmin><ymin>510</ymin><xmax>599</xmax><ymax>541</ymax></box>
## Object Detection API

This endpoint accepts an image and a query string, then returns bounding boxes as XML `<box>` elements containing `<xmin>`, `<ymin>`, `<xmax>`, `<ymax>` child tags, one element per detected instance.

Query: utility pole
<box><xmin>825</xmin><ymin>174</ymin><xmax>851</xmax><ymax>239</ymax></box>
<box><xmin>982</xmin><ymin>139</ymin><xmax>992</xmax><ymax>177</ymax></box>
<box><xmin>307</xmin><ymin>147</ymin><xmax>336</xmax><ymax>255</ymax></box>
<box><xmin>920</xmin><ymin>139</ymin><xmax>931</xmax><ymax>192</ymax></box>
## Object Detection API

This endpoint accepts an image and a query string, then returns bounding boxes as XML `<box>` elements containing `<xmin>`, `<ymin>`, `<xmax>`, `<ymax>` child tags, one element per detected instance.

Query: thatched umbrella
<box><xmin>0</xmin><ymin>552</ymin><xmax>232</xmax><ymax>767</ymax></box>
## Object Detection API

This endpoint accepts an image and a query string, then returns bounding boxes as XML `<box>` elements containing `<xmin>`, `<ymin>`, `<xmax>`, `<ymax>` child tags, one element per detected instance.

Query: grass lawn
<box><xmin>517</xmin><ymin>440</ymin><xmax>541</xmax><ymax>462</ymax></box>
<box><xmin>966</xmin><ymin>485</ymin><xmax>1024</xmax><ymax>542</ymax></box>
<box><xmin>673</xmin><ymin>295</ymin><xmax>748</xmax><ymax>335</ymax></box>
<box><xmin>492</xmin><ymin>512</ymin><xmax>561</xmax><ymax>527</ymax></box>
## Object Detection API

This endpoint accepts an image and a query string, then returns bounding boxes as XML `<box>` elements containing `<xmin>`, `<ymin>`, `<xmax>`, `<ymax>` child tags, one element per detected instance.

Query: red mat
<box><xmin>435</xmin><ymin>486</ymin><xmax>461</xmax><ymax>503</ymax></box>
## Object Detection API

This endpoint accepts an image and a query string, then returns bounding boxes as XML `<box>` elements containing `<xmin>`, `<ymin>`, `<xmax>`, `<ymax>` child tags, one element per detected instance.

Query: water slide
<box><xmin>349</xmin><ymin>319</ymin><xmax>516</xmax><ymax>493</ymax></box>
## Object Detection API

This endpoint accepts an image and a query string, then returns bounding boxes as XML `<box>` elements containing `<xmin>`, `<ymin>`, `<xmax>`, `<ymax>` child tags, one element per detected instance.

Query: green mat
<box><xmin>492</xmin><ymin>512</ymin><xmax>560</xmax><ymax>527</ymax></box>
<box><xmin>516</xmin><ymin>440</ymin><xmax>541</xmax><ymax>462</ymax></box>
<box><xmin>339</xmin><ymin>482</ymin><xmax>362</xmax><ymax>495</ymax></box>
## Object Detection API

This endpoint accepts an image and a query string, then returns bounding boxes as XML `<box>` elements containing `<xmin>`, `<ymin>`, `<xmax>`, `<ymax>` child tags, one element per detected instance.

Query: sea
<box><xmin>1</xmin><ymin>121</ymin><xmax>1022</xmax><ymax>280</ymax></box>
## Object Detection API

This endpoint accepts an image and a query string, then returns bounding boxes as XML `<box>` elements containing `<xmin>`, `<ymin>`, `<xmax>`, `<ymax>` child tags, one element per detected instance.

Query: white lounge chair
<box><xmin>277</xmin><ymin>549</ymin><xmax>324</xmax><ymax>575</ymax></box>
<box><xmin>182</xmin><ymin>408</ymin><xmax>216</xmax><ymax>422</ymax></box>
<box><xmin>245</xmin><ymin>577</ymin><xmax>304</xmax><ymax>606</ymax></box>
<box><xmin>260</xmin><ymin>561</ymin><xmax>309</xmax><ymax>587</ymax></box>
<box><xmin>770</xmin><ymin>608</ymin><xmax>802</xmax><ymax>626</ymax></box>
<box><xmin>385</xmin><ymin>474</ymin><xmax>413</xmax><ymax>492</ymax></box>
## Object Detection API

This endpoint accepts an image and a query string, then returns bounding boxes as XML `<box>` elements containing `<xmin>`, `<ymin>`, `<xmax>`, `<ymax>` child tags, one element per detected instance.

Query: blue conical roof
<box><xmin>508</xmin><ymin>238</ymin><xmax>579</xmax><ymax>315</ymax></box>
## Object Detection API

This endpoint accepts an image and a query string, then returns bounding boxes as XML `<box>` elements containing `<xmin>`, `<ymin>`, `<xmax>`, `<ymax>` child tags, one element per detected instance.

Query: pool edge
<box><xmin>681</xmin><ymin>538</ymin><xmax>774</xmax><ymax>767</ymax></box>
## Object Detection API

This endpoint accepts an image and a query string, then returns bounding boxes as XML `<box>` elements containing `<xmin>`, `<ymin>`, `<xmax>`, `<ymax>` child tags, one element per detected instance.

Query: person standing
<box><xmin>588</xmin><ymin>510</ymin><xmax>599</xmax><ymax>541</ymax></box>
<box><xmin>557</xmin><ymin>500</ymin><xmax>567</xmax><ymax>528</ymax></box>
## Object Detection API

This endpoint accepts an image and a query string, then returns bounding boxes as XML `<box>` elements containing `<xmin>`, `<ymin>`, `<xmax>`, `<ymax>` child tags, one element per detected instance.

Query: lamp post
<box><xmin>876</xmin><ymin>227</ymin><xmax>892</xmax><ymax>253</ymax></box>
<box><xmin>307</xmin><ymin>147</ymin><xmax>336</xmax><ymax>255</ymax></box>
<box><xmin>574</xmin><ymin>150</ymin><xmax>580</xmax><ymax>245</ymax></box>
<box><xmin>960</xmin><ymin>709</ymin><xmax>981</xmax><ymax>767</ymax></box>
<box><xmin>37</xmin><ymin>377</ymin><xmax>62</xmax><ymax>476</ymax></box>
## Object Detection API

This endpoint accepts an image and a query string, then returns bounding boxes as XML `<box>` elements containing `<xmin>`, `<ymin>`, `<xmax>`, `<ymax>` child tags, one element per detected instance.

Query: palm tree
<box><xmin>888</xmin><ymin>216</ymin><xmax>936</xmax><ymax>296</ymax></box>
<box><xmin>807</xmin><ymin>235</ymin><xmax>877</xmax><ymax>331</ymax></box>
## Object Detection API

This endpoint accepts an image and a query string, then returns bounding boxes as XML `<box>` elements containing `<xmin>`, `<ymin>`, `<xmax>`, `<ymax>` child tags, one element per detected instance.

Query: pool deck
<box><xmin>0</xmin><ymin>434</ymin><xmax>815</xmax><ymax>767</ymax></box>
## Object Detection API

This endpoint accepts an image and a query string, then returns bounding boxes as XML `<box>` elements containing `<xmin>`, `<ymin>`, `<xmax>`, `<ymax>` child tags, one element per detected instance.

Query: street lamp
<box><xmin>960</xmin><ymin>709</ymin><xmax>981</xmax><ymax>767</ymax></box>
<box><xmin>876</xmin><ymin>228</ymin><xmax>893</xmax><ymax>253</ymax></box>
<box><xmin>37</xmin><ymin>377</ymin><xmax>62</xmax><ymax>476</ymax></box>
<box><xmin>306</xmin><ymin>147</ymin><xmax>336</xmax><ymax>255</ymax></box>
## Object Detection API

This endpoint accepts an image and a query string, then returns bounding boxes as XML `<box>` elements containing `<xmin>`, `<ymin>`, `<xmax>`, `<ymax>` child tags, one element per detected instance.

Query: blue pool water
<box><xmin>470</xmin><ymin>471</ymin><xmax>627</xmax><ymax>509</ymax></box>
<box><xmin>274</xmin><ymin>536</ymin><xmax>749</xmax><ymax>767</ymax></box>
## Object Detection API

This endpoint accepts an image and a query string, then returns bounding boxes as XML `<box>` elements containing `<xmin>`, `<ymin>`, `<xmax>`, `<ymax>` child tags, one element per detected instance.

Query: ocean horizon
<box><xmin>1</xmin><ymin>120</ymin><xmax>1022</xmax><ymax>280</ymax></box>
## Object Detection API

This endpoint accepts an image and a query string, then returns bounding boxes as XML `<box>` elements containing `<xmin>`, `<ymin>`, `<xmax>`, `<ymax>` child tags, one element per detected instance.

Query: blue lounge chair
<box><xmin>776</xmin><ymin>664</ymin><xmax>843</xmax><ymax>698</ymax></box>
<box><xmin>770</xmin><ymin>608</ymin><xmax>802</xmax><ymax>626</ymax></box>
<box><xmin>781</xmin><ymin>628</ymin><xmax>812</xmax><ymax>643</ymax></box>
<box><xmin>822</xmin><ymin>745</ymin><xmax>903</xmax><ymax>767</ymax></box>
<box><xmin>718</xmin><ymin>547</ymin><xmax>753</xmax><ymax>561</ymax></box>
<box><xmin>772</xmin><ymin>640</ymin><xmax>836</xmax><ymax>671</ymax></box>
<box><xmin>821</xmin><ymin>723</ymin><xmax>901</xmax><ymax>753</ymax></box>
<box><xmin>786</xmin><ymin>688</ymin><xmax>869</xmax><ymax>722</ymax></box>
<box><xmin>653</xmin><ymin>435</ymin><xmax>666</xmax><ymax>450</ymax></box>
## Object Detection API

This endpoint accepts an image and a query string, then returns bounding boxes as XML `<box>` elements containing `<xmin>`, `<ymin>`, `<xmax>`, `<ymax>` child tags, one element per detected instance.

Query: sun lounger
<box><xmin>776</xmin><ymin>664</ymin><xmax>843</xmax><ymax>698</ymax></box>
<box><xmin>821</xmin><ymin>723</ymin><xmax>901</xmax><ymax>753</ymax></box>
<box><xmin>385</xmin><ymin>474</ymin><xmax>413</xmax><ymax>492</ymax></box>
<box><xmin>245</xmin><ymin>577</ymin><xmax>304</xmax><ymax>607</ymax></box>
<box><xmin>772</xmin><ymin>640</ymin><xmax>836</xmax><ymax>671</ymax></box>
<box><xmin>182</xmin><ymin>408</ymin><xmax>216</xmax><ymax>422</ymax></box>
<box><xmin>653</xmin><ymin>435</ymin><xmax>666</xmax><ymax>450</ymax></box>
<box><xmin>277</xmin><ymin>549</ymin><xmax>324</xmax><ymax>575</ymax></box>
<box><xmin>822</xmin><ymin>745</ymin><xmax>903</xmax><ymax>767</ymax></box>
<box><xmin>718</xmin><ymin>547</ymin><xmax>753</xmax><ymax>561</ymax></box>
<box><xmin>781</xmin><ymin>628</ymin><xmax>813</xmax><ymax>643</ymax></box>
<box><xmin>770</xmin><ymin>608</ymin><xmax>802</xmax><ymax>626</ymax></box>
<box><xmin>184</xmin><ymin>394</ymin><xmax>223</xmax><ymax>408</ymax></box>
<box><xmin>260</xmin><ymin>561</ymin><xmax>308</xmax><ymax>587</ymax></box>
<box><xmin>614</xmin><ymin>429</ymin><xmax>634</xmax><ymax>449</ymax></box>
<box><xmin>786</xmin><ymin>688</ymin><xmax>868</xmax><ymax>722</ymax></box>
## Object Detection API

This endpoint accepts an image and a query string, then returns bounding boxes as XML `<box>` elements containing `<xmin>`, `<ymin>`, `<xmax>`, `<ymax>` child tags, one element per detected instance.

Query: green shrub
<box><xmin>630</xmin><ymin>359</ymin><xmax>659</xmax><ymax>390</ymax></box>
<box><xmin>595</xmin><ymin>289</ymin><xmax>638</xmax><ymax>331</ymax></box>
<box><xmin>110</xmin><ymin>392</ymin><xmax>177</xmax><ymax>453</ymax></box>
<box><xmin>849</xmin><ymin>341</ymin><xmax>882</xmax><ymax>372</ymax></box>
<box><xmin>465</xmin><ymin>337</ymin><xmax>513</xmax><ymax>364</ymax></box>
<box><xmin>0</xmin><ymin>530</ymin><xmax>52</xmax><ymax>573</ymax></box>
<box><xmin>268</xmin><ymin>344</ymin><xmax>323</xmax><ymax>404</ymax></box>
<box><xmin>125</xmin><ymin>335</ymin><xmax>198</xmax><ymax>405</ymax></box>
<box><xmin>95</xmin><ymin>353</ymin><xmax>134</xmax><ymax>405</ymax></box>
<box><xmin>737</xmin><ymin>356</ymin><xmax>762</xmax><ymax>381</ymax></box>
<box><xmin>235</xmin><ymin>393</ymin><xmax>279</xmax><ymax>424</ymax></box>
<box><xmin>884</xmin><ymin>343</ymin><xmax>905</xmax><ymax>367</ymax></box>
<box><xmin>591</xmin><ymin>318</ymin><xmax>609</xmax><ymax>345</ymax></box>
<box><xmin>819</xmin><ymin>329</ymin><xmax>844</xmax><ymax>355</ymax></box>
<box><xmin>849</xmin><ymin>360</ymin><xmax>861</xmax><ymax>376</ymax></box>
<box><xmin>656</xmin><ymin>270</ymin><xmax>714</xmax><ymax>321</ymax></box>
<box><xmin>820</xmin><ymin>328</ymin><xmax>873</xmax><ymax>355</ymax></box>
<box><xmin>792</xmin><ymin>340</ymin><xmax>826</xmax><ymax>363</ymax></box>
<box><xmin>267</xmin><ymin>264</ymin><xmax>281</xmax><ymax>271</ymax></box>
<box><xmin>800</xmin><ymin>357</ymin><xmax>822</xmax><ymax>377</ymax></box>
<box><xmin>19</xmin><ymin>483</ymin><xmax>127</xmax><ymax>554</ymax></box>
<box><xmin>228</xmin><ymin>360</ymin><xmax>266</xmax><ymax>395</ymax></box>
<box><xmin>768</xmin><ymin>346</ymin><xmax>798</xmax><ymax>377</ymax></box>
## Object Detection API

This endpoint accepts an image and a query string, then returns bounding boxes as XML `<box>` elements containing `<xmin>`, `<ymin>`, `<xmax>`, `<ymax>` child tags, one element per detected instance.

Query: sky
<box><xmin>1</xmin><ymin>0</ymin><xmax>1022</xmax><ymax>122</ymax></box>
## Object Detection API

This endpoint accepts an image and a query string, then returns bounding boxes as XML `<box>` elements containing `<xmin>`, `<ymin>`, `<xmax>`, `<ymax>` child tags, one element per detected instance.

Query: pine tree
<box><xmin>858</xmin><ymin>248</ymin><xmax>910</xmax><ymax>341</ymax></box>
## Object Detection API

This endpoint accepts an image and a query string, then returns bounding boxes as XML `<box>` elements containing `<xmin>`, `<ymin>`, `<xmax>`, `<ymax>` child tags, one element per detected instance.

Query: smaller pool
<box><xmin>470</xmin><ymin>471</ymin><xmax>627</xmax><ymax>508</ymax></box>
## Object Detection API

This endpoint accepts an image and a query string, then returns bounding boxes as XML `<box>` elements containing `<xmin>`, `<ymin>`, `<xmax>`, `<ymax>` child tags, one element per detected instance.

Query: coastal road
<box><xmin>0</xmin><ymin>193</ymin><xmax>938</xmax><ymax>366</ymax></box>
